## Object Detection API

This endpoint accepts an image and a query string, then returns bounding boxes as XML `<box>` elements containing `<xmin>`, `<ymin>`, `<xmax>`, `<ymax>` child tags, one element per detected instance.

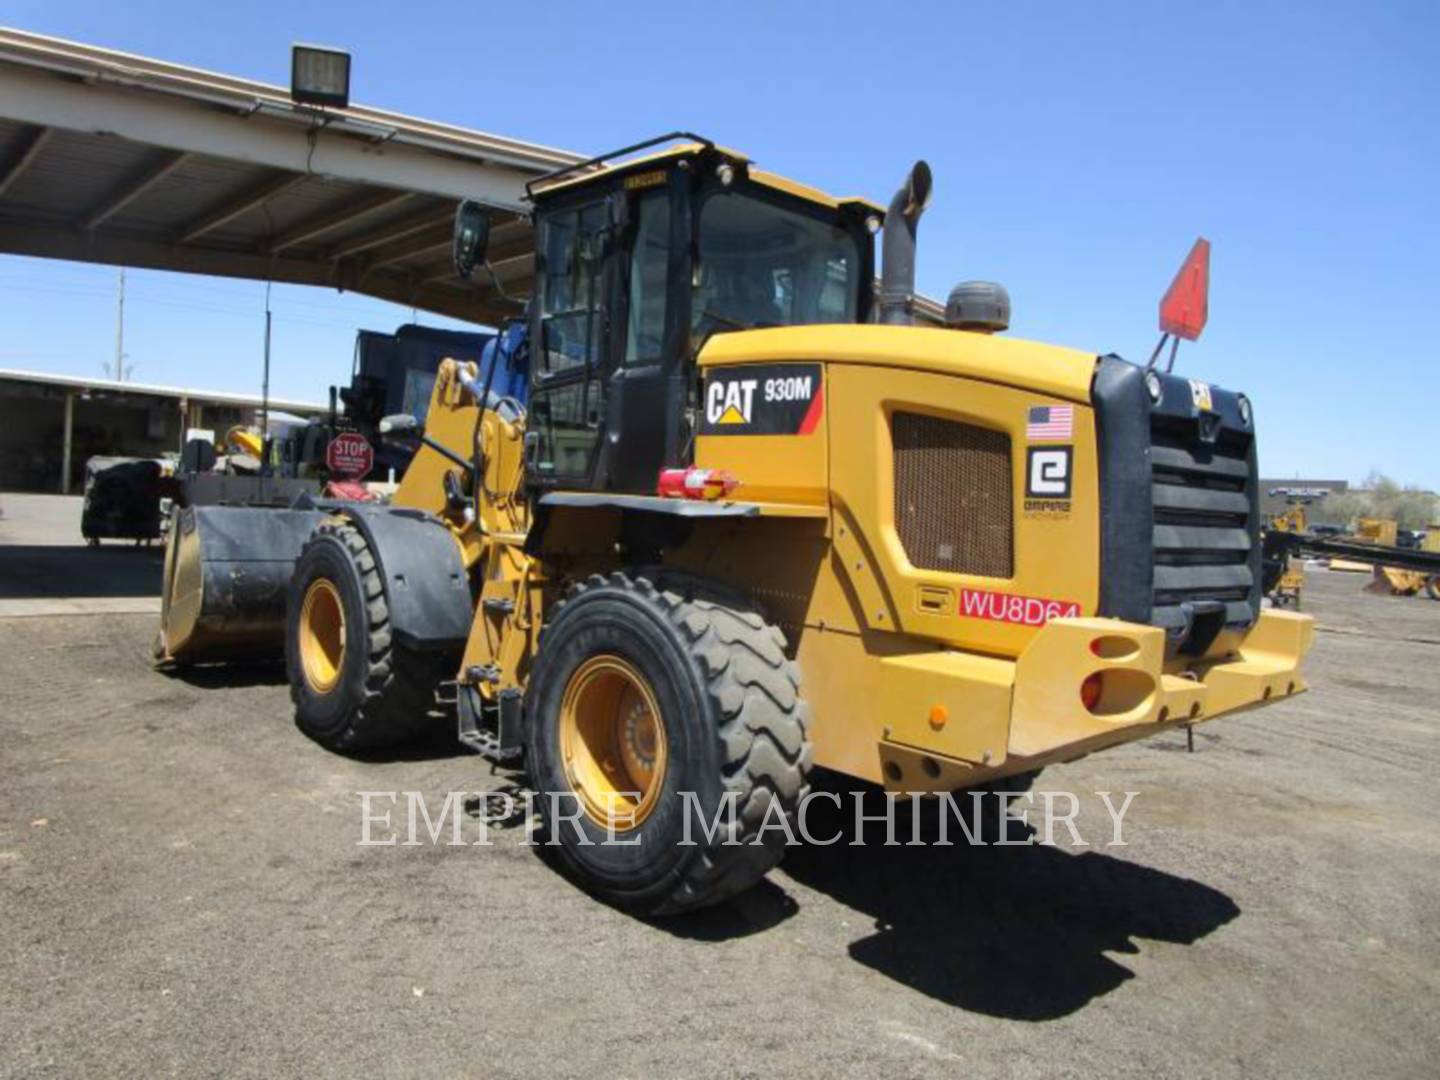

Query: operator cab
<box><xmin>459</xmin><ymin>135</ymin><xmax>880</xmax><ymax>494</ymax></box>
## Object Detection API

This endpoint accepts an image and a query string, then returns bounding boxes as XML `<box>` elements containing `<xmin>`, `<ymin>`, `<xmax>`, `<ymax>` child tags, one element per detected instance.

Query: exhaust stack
<box><xmin>878</xmin><ymin>161</ymin><xmax>933</xmax><ymax>326</ymax></box>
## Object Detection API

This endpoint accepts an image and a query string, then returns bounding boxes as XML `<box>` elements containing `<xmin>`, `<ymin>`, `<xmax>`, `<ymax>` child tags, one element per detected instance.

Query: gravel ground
<box><xmin>1</xmin><ymin>518</ymin><xmax>1437</xmax><ymax>1077</ymax></box>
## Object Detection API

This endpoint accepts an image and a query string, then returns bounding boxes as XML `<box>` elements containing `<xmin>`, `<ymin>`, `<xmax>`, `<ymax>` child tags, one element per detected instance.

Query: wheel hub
<box><xmin>298</xmin><ymin>578</ymin><xmax>345</xmax><ymax>693</ymax></box>
<box><xmin>559</xmin><ymin>655</ymin><xmax>667</xmax><ymax>831</ymax></box>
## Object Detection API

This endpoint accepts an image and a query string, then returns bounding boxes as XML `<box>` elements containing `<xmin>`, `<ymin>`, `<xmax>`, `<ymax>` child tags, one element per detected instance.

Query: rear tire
<box><xmin>1427</xmin><ymin>575</ymin><xmax>1440</xmax><ymax>602</ymax></box>
<box><xmin>526</xmin><ymin>571</ymin><xmax>811</xmax><ymax>915</ymax></box>
<box><xmin>286</xmin><ymin>520</ymin><xmax>440</xmax><ymax>751</ymax></box>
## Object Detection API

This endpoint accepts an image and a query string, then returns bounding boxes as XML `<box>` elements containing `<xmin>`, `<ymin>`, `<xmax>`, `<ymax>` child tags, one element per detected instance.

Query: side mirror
<box><xmin>453</xmin><ymin>200</ymin><xmax>491</xmax><ymax>280</ymax></box>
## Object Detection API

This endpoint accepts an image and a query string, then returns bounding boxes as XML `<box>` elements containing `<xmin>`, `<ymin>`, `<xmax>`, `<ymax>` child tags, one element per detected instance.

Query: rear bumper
<box><xmin>876</xmin><ymin>609</ymin><xmax>1314</xmax><ymax>792</ymax></box>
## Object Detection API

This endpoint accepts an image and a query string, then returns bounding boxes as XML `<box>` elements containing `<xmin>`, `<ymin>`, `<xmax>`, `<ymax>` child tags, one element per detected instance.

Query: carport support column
<box><xmin>60</xmin><ymin>390</ymin><xmax>75</xmax><ymax>494</ymax></box>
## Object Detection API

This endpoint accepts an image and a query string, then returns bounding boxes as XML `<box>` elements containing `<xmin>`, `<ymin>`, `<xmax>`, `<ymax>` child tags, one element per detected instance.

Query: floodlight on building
<box><xmin>290</xmin><ymin>44</ymin><xmax>351</xmax><ymax>109</ymax></box>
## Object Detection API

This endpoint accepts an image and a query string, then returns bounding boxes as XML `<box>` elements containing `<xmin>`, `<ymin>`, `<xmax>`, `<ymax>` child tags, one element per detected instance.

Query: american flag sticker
<box><xmin>1026</xmin><ymin>404</ymin><xmax>1073</xmax><ymax>441</ymax></box>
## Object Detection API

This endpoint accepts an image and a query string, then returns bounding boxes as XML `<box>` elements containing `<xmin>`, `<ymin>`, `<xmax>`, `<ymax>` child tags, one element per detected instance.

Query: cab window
<box><xmin>692</xmin><ymin>192</ymin><xmax>860</xmax><ymax>341</ymax></box>
<box><xmin>624</xmin><ymin>192</ymin><xmax>670</xmax><ymax>366</ymax></box>
<box><xmin>537</xmin><ymin>201</ymin><xmax>607</xmax><ymax>375</ymax></box>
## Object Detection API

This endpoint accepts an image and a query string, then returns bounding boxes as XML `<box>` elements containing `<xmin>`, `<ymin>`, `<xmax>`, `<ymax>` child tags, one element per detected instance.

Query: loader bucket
<box><xmin>1365</xmin><ymin>565</ymin><xmax>1424</xmax><ymax>597</ymax></box>
<box><xmin>158</xmin><ymin>505</ymin><xmax>328</xmax><ymax>664</ymax></box>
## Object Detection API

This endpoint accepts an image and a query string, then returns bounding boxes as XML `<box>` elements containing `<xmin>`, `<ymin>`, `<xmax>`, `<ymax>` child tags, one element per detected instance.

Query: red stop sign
<box><xmin>325</xmin><ymin>432</ymin><xmax>374</xmax><ymax>479</ymax></box>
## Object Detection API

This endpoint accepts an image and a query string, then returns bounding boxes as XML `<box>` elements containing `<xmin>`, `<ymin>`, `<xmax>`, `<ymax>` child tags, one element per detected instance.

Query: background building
<box><xmin>0</xmin><ymin>367</ymin><xmax>323</xmax><ymax>493</ymax></box>
<box><xmin>1259</xmin><ymin>479</ymin><xmax>1350</xmax><ymax>523</ymax></box>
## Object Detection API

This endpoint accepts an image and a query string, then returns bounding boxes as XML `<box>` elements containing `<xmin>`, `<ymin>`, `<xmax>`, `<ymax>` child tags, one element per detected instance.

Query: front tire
<box><xmin>285</xmin><ymin>520</ymin><xmax>439</xmax><ymax>751</ymax></box>
<box><xmin>526</xmin><ymin>571</ymin><xmax>811</xmax><ymax>915</ymax></box>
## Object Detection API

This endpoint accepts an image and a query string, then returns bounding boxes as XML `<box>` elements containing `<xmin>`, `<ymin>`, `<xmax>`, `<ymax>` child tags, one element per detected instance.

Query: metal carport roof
<box><xmin>0</xmin><ymin>27</ymin><xmax>947</xmax><ymax>329</ymax></box>
<box><xmin>0</xmin><ymin>27</ymin><xmax>586</xmax><ymax>327</ymax></box>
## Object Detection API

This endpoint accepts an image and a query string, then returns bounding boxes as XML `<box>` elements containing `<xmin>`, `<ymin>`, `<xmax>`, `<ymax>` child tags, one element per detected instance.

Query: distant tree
<box><xmin>1314</xmin><ymin>490</ymin><xmax>1366</xmax><ymax>527</ymax></box>
<box><xmin>1392</xmin><ymin>489</ymin><xmax>1440</xmax><ymax>531</ymax></box>
<box><xmin>1311</xmin><ymin>472</ymin><xmax>1439</xmax><ymax>531</ymax></box>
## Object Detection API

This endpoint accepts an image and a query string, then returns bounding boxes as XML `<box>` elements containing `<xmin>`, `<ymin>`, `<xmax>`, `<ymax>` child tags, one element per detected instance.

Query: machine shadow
<box><xmin>160</xmin><ymin>659</ymin><xmax>288</xmax><ymax>689</ymax></box>
<box><xmin>0</xmin><ymin>544</ymin><xmax>163</xmax><ymax>598</ymax></box>
<box><xmin>650</xmin><ymin>879</ymin><xmax>800</xmax><ymax>940</ymax></box>
<box><xmin>506</xmin><ymin>793</ymin><xmax>802</xmax><ymax>941</ymax></box>
<box><xmin>780</xmin><ymin>800</ymin><xmax>1240</xmax><ymax>1020</ymax></box>
<box><xmin>539</xmin><ymin>850</ymin><xmax>800</xmax><ymax>941</ymax></box>
<box><xmin>158</xmin><ymin>662</ymin><xmax>481</xmax><ymax>762</ymax></box>
<box><xmin>347</xmin><ymin>718</ymin><xmax>477</xmax><ymax>763</ymax></box>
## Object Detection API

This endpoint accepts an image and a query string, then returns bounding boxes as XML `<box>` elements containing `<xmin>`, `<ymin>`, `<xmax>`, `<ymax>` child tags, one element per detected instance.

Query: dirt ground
<box><xmin>1</xmin><ymin>495</ymin><xmax>1437</xmax><ymax>1078</ymax></box>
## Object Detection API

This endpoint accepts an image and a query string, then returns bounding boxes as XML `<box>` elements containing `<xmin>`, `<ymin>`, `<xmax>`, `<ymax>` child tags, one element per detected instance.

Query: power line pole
<box><xmin>112</xmin><ymin>267</ymin><xmax>127</xmax><ymax>381</ymax></box>
<box><xmin>261</xmin><ymin>280</ymin><xmax>272</xmax><ymax>441</ymax></box>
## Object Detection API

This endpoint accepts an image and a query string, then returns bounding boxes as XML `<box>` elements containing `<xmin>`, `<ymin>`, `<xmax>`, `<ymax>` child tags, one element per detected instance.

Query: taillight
<box><xmin>1080</xmin><ymin>673</ymin><xmax>1103</xmax><ymax>712</ymax></box>
<box><xmin>657</xmin><ymin>468</ymin><xmax>738</xmax><ymax>501</ymax></box>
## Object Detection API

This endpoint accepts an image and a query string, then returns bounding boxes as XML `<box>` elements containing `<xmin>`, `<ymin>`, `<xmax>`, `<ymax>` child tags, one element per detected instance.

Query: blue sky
<box><xmin>2</xmin><ymin>1</ymin><xmax>1436</xmax><ymax>486</ymax></box>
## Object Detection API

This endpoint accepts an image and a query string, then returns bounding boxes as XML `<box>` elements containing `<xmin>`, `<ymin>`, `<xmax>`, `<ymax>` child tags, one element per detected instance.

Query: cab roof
<box><xmin>529</xmin><ymin>141</ymin><xmax>885</xmax><ymax>216</ymax></box>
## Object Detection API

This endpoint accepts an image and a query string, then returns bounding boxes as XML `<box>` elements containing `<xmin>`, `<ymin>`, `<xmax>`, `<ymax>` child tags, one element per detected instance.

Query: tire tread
<box><xmin>542</xmin><ymin>569</ymin><xmax>811</xmax><ymax>913</ymax></box>
<box><xmin>289</xmin><ymin>521</ymin><xmax>439</xmax><ymax>750</ymax></box>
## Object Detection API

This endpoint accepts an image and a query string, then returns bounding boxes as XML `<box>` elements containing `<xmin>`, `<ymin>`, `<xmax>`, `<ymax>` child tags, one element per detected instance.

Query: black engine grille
<box><xmin>1093</xmin><ymin>356</ymin><xmax>1261</xmax><ymax>655</ymax></box>
<box><xmin>1149</xmin><ymin>418</ymin><xmax>1258</xmax><ymax>635</ymax></box>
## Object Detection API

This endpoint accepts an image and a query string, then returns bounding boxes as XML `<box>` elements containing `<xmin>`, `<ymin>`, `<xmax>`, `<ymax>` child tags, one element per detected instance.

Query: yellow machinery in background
<box><xmin>1266</xmin><ymin>503</ymin><xmax>1308</xmax><ymax>608</ymax></box>
<box><xmin>161</xmin><ymin>136</ymin><xmax>1315</xmax><ymax>914</ymax></box>
<box><xmin>1426</xmin><ymin>531</ymin><xmax>1440</xmax><ymax>601</ymax></box>
<box><xmin>1354</xmin><ymin>519</ymin><xmax>1440</xmax><ymax>600</ymax></box>
<box><xmin>1353</xmin><ymin>517</ymin><xmax>1399</xmax><ymax>547</ymax></box>
<box><xmin>224</xmin><ymin>425</ymin><xmax>264</xmax><ymax>459</ymax></box>
<box><xmin>1333</xmin><ymin>516</ymin><xmax>1397</xmax><ymax>575</ymax></box>
<box><xmin>1262</xmin><ymin>508</ymin><xmax>1440</xmax><ymax>606</ymax></box>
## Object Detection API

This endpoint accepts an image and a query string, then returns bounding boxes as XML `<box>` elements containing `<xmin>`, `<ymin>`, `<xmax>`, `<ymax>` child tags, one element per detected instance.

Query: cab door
<box><xmin>595</xmin><ymin>185</ymin><xmax>681</xmax><ymax>492</ymax></box>
<box><xmin>528</xmin><ymin>199</ymin><xmax>612</xmax><ymax>485</ymax></box>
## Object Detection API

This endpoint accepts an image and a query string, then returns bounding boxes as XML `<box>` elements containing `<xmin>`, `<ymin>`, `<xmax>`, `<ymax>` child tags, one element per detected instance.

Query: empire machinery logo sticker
<box><xmin>701</xmin><ymin>363</ymin><xmax>824</xmax><ymax>436</ymax></box>
<box><xmin>1024</xmin><ymin>445</ymin><xmax>1073</xmax><ymax>517</ymax></box>
<box><xmin>1024</xmin><ymin>403</ymin><xmax>1074</xmax><ymax>518</ymax></box>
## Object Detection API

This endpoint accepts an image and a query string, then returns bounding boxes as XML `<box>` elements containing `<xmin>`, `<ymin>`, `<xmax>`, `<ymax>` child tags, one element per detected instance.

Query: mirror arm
<box><xmin>481</xmin><ymin>260</ymin><xmax>522</xmax><ymax>307</ymax></box>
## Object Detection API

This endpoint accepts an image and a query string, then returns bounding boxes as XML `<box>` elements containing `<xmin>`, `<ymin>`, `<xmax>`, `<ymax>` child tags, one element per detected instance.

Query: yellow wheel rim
<box><xmin>299</xmin><ymin>578</ymin><xmax>346</xmax><ymax>693</ymax></box>
<box><xmin>559</xmin><ymin>655</ymin><xmax>668</xmax><ymax>831</ymax></box>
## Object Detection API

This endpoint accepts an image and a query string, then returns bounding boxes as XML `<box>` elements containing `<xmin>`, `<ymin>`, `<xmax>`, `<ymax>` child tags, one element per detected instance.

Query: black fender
<box><xmin>526</xmin><ymin>492</ymin><xmax>760</xmax><ymax>558</ymax></box>
<box><xmin>337</xmin><ymin>506</ymin><xmax>474</xmax><ymax>653</ymax></box>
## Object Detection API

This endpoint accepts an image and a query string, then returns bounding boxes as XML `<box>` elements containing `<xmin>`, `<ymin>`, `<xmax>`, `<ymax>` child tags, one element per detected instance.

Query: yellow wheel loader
<box><xmin>159</xmin><ymin>135</ymin><xmax>1315</xmax><ymax>914</ymax></box>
